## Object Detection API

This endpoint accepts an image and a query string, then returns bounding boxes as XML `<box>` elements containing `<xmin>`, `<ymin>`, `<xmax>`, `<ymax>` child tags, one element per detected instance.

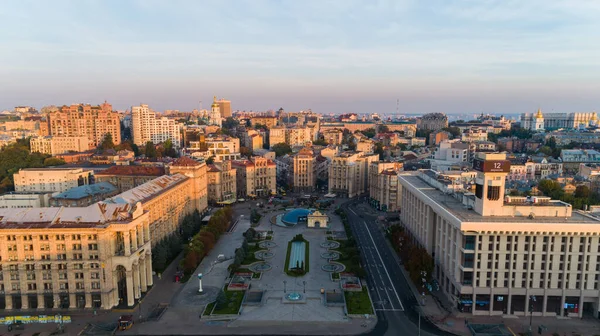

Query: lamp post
<box><xmin>528</xmin><ymin>295</ymin><xmax>536</xmax><ymax>332</ymax></box>
<box><xmin>303</xmin><ymin>281</ymin><xmax>306</xmax><ymax>293</ymax></box>
<box><xmin>283</xmin><ymin>280</ymin><xmax>287</xmax><ymax>293</ymax></box>
<box><xmin>139</xmin><ymin>285</ymin><xmax>143</xmax><ymax>320</ymax></box>
<box><xmin>198</xmin><ymin>273</ymin><xmax>203</xmax><ymax>293</ymax></box>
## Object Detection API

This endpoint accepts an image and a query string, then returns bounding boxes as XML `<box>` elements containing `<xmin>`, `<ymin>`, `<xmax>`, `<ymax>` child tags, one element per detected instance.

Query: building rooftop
<box><xmin>51</xmin><ymin>182</ymin><xmax>118</xmax><ymax>200</ymax></box>
<box><xmin>105</xmin><ymin>174</ymin><xmax>188</xmax><ymax>205</ymax></box>
<box><xmin>0</xmin><ymin>202</ymin><xmax>137</xmax><ymax>229</ymax></box>
<box><xmin>399</xmin><ymin>174</ymin><xmax>600</xmax><ymax>225</ymax></box>
<box><xmin>96</xmin><ymin>165</ymin><xmax>165</xmax><ymax>177</ymax></box>
<box><xmin>170</xmin><ymin>156</ymin><xmax>202</xmax><ymax>167</ymax></box>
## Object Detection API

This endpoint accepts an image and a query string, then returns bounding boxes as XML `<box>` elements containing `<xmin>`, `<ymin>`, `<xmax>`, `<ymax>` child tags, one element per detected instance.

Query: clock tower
<box><xmin>473</xmin><ymin>153</ymin><xmax>511</xmax><ymax>216</ymax></box>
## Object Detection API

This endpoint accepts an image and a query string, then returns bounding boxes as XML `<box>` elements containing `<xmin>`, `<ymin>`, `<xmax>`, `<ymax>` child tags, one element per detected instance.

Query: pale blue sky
<box><xmin>1</xmin><ymin>0</ymin><xmax>599</xmax><ymax>114</ymax></box>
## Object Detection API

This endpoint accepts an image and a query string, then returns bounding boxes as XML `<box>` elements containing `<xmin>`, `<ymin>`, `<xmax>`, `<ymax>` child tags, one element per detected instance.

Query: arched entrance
<box><xmin>314</xmin><ymin>221</ymin><xmax>321</xmax><ymax>228</ymax></box>
<box><xmin>116</xmin><ymin>265</ymin><xmax>128</xmax><ymax>307</ymax></box>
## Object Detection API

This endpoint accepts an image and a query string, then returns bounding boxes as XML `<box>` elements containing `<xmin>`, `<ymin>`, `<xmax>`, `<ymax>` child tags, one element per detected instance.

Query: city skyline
<box><xmin>1</xmin><ymin>0</ymin><xmax>600</xmax><ymax>114</ymax></box>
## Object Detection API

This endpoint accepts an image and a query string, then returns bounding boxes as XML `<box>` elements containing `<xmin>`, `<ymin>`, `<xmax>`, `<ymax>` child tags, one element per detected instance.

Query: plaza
<box><xmin>123</xmin><ymin>202</ymin><xmax>374</xmax><ymax>335</ymax></box>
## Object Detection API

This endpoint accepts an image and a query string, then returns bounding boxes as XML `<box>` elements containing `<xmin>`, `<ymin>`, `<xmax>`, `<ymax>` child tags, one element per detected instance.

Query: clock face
<box><xmin>473</xmin><ymin>159</ymin><xmax>510</xmax><ymax>172</ymax></box>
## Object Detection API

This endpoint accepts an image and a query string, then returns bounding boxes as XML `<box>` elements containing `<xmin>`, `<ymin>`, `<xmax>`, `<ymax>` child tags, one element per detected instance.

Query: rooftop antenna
<box><xmin>396</xmin><ymin>98</ymin><xmax>399</xmax><ymax>115</ymax></box>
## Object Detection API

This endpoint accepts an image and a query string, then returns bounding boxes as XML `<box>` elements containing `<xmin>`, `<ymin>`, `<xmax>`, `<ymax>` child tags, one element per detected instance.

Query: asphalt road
<box><xmin>341</xmin><ymin>200</ymin><xmax>456</xmax><ymax>336</ymax></box>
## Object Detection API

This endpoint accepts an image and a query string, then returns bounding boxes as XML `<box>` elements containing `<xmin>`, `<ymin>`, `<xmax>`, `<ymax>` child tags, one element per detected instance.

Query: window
<box><xmin>75</xmin><ymin>272</ymin><xmax>84</xmax><ymax>279</ymax></box>
<box><xmin>27</xmin><ymin>283</ymin><xmax>37</xmax><ymax>291</ymax></box>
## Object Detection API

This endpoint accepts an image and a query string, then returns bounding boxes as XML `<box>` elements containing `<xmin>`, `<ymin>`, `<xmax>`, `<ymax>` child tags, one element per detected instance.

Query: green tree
<box><xmin>441</xmin><ymin>126</ymin><xmax>460</xmax><ymax>138</ymax></box>
<box><xmin>374</xmin><ymin>142</ymin><xmax>385</xmax><ymax>160</ymax></box>
<box><xmin>545</xmin><ymin>136</ymin><xmax>557</xmax><ymax>149</ymax></box>
<box><xmin>152</xmin><ymin>244</ymin><xmax>168</xmax><ymax>272</ymax></box>
<box><xmin>378</xmin><ymin>125</ymin><xmax>389</xmax><ymax>133</ymax></box>
<box><xmin>144</xmin><ymin>141</ymin><xmax>157</xmax><ymax>158</ymax></box>
<box><xmin>206</xmin><ymin>156</ymin><xmax>215</xmax><ymax>164</ymax></box>
<box><xmin>254</xmin><ymin>123</ymin><xmax>268</xmax><ymax>131</ymax></box>
<box><xmin>163</xmin><ymin>138</ymin><xmax>178</xmax><ymax>158</ymax></box>
<box><xmin>43</xmin><ymin>157</ymin><xmax>66</xmax><ymax>166</ymax></box>
<box><xmin>575</xmin><ymin>185</ymin><xmax>591</xmax><ymax>199</ymax></box>
<box><xmin>312</xmin><ymin>138</ymin><xmax>328</xmax><ymax>146</ymax></box>
<box><xmin>216</xmin><ymin>289</ymin><xmax>227</xmax><ymax>307</ymax></box>
<box><xmin>99</xmin><ymin>133</ymin><xmax>115</xmax><ymax>150</ymax></box>
<box><xmin>362</xmin><ymin>128</ymin><xmax>376</xmax><ymax>138</ymax></box>
<box><xmin>222</xmin><ymin>117</ymin><xmax>239</xmax><ymax>129</ymax></box>
<box><xmin>272</xmin><ymin>143</ymin><xmax>292</xmax><ymax>157</ymax></box>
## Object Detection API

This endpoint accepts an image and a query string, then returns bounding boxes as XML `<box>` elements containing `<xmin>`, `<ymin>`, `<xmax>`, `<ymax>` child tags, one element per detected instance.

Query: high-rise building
<box><xmin>216</xmin><ymin>98</ymin><xmax>232</xmax><ymax>118</ymax></box>
<box><xmin>368</xmin><ymin>161</ymin><xmax>403</xmax><ymax>212</ymax></box>
<box><xmin>206</xmin><ymin>161</ymin><xmax>237</xmax><ymax>204</ymax></box>
<box><xmin>47</xmin><ymin>102</ymin><xmax>121</xmax><ymax>147</ymax></box>
<box><xmin>292</xmin><ymin>147</ymin><xmax>316</xmax><ymax>193</ymax></box>
<box><xmin>328</xmin><ymin>151</ymin><xmax>379</xmax><ymax>198</ymax></box>
<box><xmin>131</xmin><ymin>104</ymin><xmax>182</xmax><ymax>148</ymax></box>
<box><xmin>398</xmin><ymin>153</ymin><xmax>600</xmax><ymax>318</ymax></box>
<box><xmin>416</xmin><ymin>112</ymin><xmax>448</xmax><ymax>131</ymax></box>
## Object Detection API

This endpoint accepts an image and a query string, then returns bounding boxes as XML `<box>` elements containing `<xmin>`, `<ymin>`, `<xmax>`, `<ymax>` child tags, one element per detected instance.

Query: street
<box><xmin>341</xmin><ymin>199</ymin><xmax>455</xmax><ymax>336</ymax></box>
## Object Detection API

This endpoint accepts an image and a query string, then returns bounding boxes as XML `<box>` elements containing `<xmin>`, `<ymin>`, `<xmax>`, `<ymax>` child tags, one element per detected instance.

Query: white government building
<box><xmin>399</xmin><ymin>153</ymin><xmax>600</xmax><ymax>318</ymax></box>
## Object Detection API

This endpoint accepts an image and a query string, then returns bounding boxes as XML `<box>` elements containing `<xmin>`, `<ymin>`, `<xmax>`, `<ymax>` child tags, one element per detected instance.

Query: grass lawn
<box><xmin>332</xmin><ymin>272</ymin><xmax>340</xmax><ymax>280</ymax></box>
<box><xmin>206</xmin><ymin>288</ymin><xmax>245</xmax><ymax>315</ymax></box>
<box><xmin>344</xmin><ymin>287</ymin><xmax>373</xmax><ymax>315</ymax></box>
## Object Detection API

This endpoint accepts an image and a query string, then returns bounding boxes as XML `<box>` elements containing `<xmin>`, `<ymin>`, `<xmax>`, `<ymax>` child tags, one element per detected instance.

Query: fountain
<box><xmin>258</xmin><ymin>241</ymin><xmax>277</xmax><ymax>249</ymax></box>
<box><xmin>320</xmin><ymin>251</ymin><xmax>340</xmax><ymax>260</ymax></box>
<box><xmin>321</xmin><ymin>262</ymin><xmax>346</xmax><ymax>272</ymax></box>
<box><xmin>320</xmin><ymin>241</ymin><xmax>340</xmax><ymax>249</ymax></box>
<box><xmin>286</xmin><ymin>292</ymin><xmax>302</xmax><ymax>301</ymax></box>
<box><xmin>249</xmin><ymin>261</ymin><xmax>272</xmax><ymax>273</ymax></box>
<box><xmin>255</xmin><ymin>250</ymin><xmax>274</xmax><ymax>260</ymax></box>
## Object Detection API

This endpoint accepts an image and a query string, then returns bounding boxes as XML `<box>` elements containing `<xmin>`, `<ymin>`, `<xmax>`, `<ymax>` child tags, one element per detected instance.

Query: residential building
<box><xmin>206</xmin><ymin>161</ymin><xmax>237</xmax><ymax>204</ymax></box>
<box><xmin>165</xmin><ymin>157</ymin><xmax>208</xmax><ymax>216</ymax></box>
<box><xmin>356</xmin><ymin>139</ymin><xmax>375</xmax><ymax>154</ymax></box>
<box><xmin>429</xmin><ymin>130</ymin><xmax>450</xmax><ymax>146</ymax></box>
<box><xmin>244</xmin><ymin>129</ymin><xmax>264</xmax><ymax>151</ymax></box>
<box><xmin>368</xmin><ymin>161</ymin><xmax>403</xmax><ymax>212</ymax></box>
<box><xmin>545</xmin><ymin>131</ymin><xmax>600</xmax><ymax>146</ymax></box>
<box><xmin>205</xmin><ymin>135</ymin><xmax>240</xmax><ymax>161</ymax></box>
<box><xmin>131</xmin><ymin>104</ymin><xmax>182</xmax><ymax>148</ymax></box>
<box><xmin>328</xmin><ymin>151</ymin><xmax>379</xmax><ymax>198</ymax></box>
<box><xmin>385</xmin><ymin>121</ymin><xmax>417</xmax><ymax>136</ymax></box>
<box><xmin>416</xmin><ymin>113</ymin><xmax>448</xmax><ymax>131</ymax></box>
<box><xmin>322</xmin><ymin>129</ymin><xmax>343</xmax><ymax>145</ymax></box>
<box><xmin>95</xmin><ymin>166</ymin><xmax>166</xmax><ymax>192</ymax></box>
<box><xmin>269</xmin><ymin>126</ymin><xmax>286</xmax><ymax>147</ymax></box>
<box><xmin>232</xmin><ymin>157</ymin><xmax>277</xmax><ymax>198</ymax></box>
<box><xmin>399</xmin><ymin>153</ymin><xmax>600</xmax><ymax>318</ymax></box>
<box><xmin>215</xmin><ymin>98</ymin><xmax>231</xmax><ymax>118</ymax></box>
<box><xmin>250</xmin><ymin>116</ymin><xmax>279</xmax><ymax>129</ymax></box>
<box><xmin>292</xmin><ymin>147</ymin><xmax>316</xmax><ymax>193</ymax></box>
<box><xmin>461</xmin><ymin>128</ymin><xmax>489</xmax><ymax>142</ymax></box>
<box><xmin>429</xmin><ymin>140</ymin><xmax>471</xmax><ymax>172</ymax></box>
<box><xmin>0</xmin><ymin>202</ymin><xmax>152</xmax><ymax>310</ymax></box>
<box><xmin>49</xmin><ymin>182</ymin><xmax>119</xmax><ymax>207</ymax></box>
<box><xmin>47</xmin><ymin>102</ymin><xmax>121</xmax><ymax>147</ymax></box>
<box><xmin>14</xmin><ymin>168</ymin><xmax>94</xmax><ymax>194</ymax></box>
<box><xmin>30</xmin><ymin>136</ymin><xmax>90</xmax><ymax>156</ymax></box>
<box><xmin>561</xmin><ymin>149</ymin><xmax>600</xmax><ymax>174</ymax></box>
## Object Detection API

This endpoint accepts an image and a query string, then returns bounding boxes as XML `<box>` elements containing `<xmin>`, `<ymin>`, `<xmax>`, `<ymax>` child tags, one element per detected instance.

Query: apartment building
<box><xmin>215</xmin><ymin>98</ymin><xmax>231</xmax><ymax>118</ymax></box>
<box><xmin>232</xmin><ymin>157</ymin><xmax>276</xmax><ymax>198</ymax></box>
<box><xmin>0</xmin><ymin>202</ymin><xmax>152</xmax><ymax>310</ymax></box>
<box><xmin>47</xmin><ymin>102</ymin><xmax>121</xmax><ymax>147</ymax></box>
<box><xmin>328</xmin><ymin>151</ymin><xmax>379</xmax><ymax>198</ymax></box>
<box><xmin>207</xmin><ymin>161</ymin><xmax>237</xmax><ymax>204</ymax></box>
<box><xmin>30</xmin><ymin>136</ymin><xmax>91</xmax><ymax>156</ymax></box>
<box><xmin>244</xmin><ymin>129</ymin><xmax>264</xmax><ymax>151</ymax></box>
<box><xmin>321</xmin><ymin>129</ymin><xmax>343</xmax><ymax>145</ymax></box>
<box><xmin>205</xmin><ymin>136</ymin><xmax>240</xmax><ymax>161</ymax></box>
<box><xmin>250</xmin><ymin>116</ymin><xmax>279</xmax><ymax>129</ymax></box>
<box><xmin>95</xmin><ymin>166</ymin><xmax>166</xmax><ymax>193</ymax></box>
<box><xmin>417</xmin><ymin>113</ymin><xmax>448</xmax><ymax>131</ymax></box>
<box><xmin>268</xmin><ymin>126</ymin><xmax>312</xmax><ymax>148</ymax></box>
<box><xmin>269</xmin><ymin>126</ymin><xmax>286</xmax><ymax>147</ymax></box>
<box><xmin>132</xmin><ymin>104</ymin><xmax>182</xmax><ymax>148</ymax></box>
<box><xmin>292</xmin><ymin>147</ymin><xmax>316</xmax><ymax>193</ymax></box>
<box><xmin>398</xmin><ymin>153</ymin><xmax>600</xmax><ymax>318</ymax></box>
<box><xmin>14</xmin><ymin>168</ymin><xmax>94</xmax><ymax>194</ymax></box>
<box><xmin>368</xmin><ymin>161</ymin><xmax>403</xmax><ymax>212</ymax></box>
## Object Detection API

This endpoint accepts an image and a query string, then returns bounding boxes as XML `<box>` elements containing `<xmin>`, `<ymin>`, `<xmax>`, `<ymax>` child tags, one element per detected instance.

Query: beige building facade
<box><xmin>232</xmin><ymin>157</ymin><xmax>277</xmax><ymax>198</ymax></box>
<box><xmin>328</xmin><ymin>151</ymin><xmax>379</xmax><ymax>198</ymax></box>
<box><xmin>399</xmin><ymin>153</ymin><xmax>600</xmax><ymax>318</ymax></box>
<box><xmin>368</xmin><ymin>161</ymin><xmax>403</xmax><ymax>212</ymax></box>
<box><xmin>207</xmin><ymin>161</ymin><xmax>237</xmax><ymax>204</ymax></box>
<box><xmin>14</xmin><ymin>168</ymin><xmax>93</xmax><ymax>194</ymax></box>
<box><xmin>30</xmin><ymin>136</ymin><xmax>91</xmax><ymax>156</ymax></box>
<box><xmin>47</xmin><ymin>102</ymin><xmax>121</xmax><ymax>147</ymax></box>
<box><xmin>0</xmin><ymin>202</ymin><xmax>152</xmax><ymax>310</ymax></box>
<box><xmin>292</xmin><ymin>147</ymin><xmax>316</xmax><ymax>193</ymax></box>
<box><xmin>132</xmin><ymin>104</ymin><xmax>182</xmax><ymax>148</ymax></box>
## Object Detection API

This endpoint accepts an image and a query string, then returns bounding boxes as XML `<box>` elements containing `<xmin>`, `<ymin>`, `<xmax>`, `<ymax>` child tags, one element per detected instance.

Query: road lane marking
<box><xmin>363</xmin><ymin>220</ymin><xmax>405</xmax><ymax>311</ymax></box>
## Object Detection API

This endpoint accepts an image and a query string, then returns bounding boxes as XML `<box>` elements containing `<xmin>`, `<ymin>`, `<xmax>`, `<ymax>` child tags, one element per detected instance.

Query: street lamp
<box><xmin>139</xmin><ymin>286</ymin><xmax>143</xmax><ymax>320</ymax></box>
<box><xmin>303</xmin><ymin>281</ymin><xmax>306</xmax><ymax>293</ymax></box>
<box><xmin>283</xmin><ymin>280</ymin><xmax>287</xmax><ymax>293</ymax></box>
<box><xmin>529</xmin><ymin>295</ymin><xmax>536</xmax><ymax>332</ymax></box>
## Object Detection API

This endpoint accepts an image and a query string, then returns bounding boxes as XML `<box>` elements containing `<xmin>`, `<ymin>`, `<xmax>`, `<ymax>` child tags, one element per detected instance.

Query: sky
<box><xmin>1</xmin><ymin>0</ymin><xmax>600</xmax><ymax>115</ymax></box>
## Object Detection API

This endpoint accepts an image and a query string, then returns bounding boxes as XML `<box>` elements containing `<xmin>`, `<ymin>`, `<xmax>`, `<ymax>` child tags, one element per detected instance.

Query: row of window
<box><xmin>4</xmin><ymin>281</ymin><xmax>101</xmax><ymax>292</ymax></box>
<box><xmin>6</xmin><ymin>234</ymin><xmax>97</xmax><ymax>241</ymax></box>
